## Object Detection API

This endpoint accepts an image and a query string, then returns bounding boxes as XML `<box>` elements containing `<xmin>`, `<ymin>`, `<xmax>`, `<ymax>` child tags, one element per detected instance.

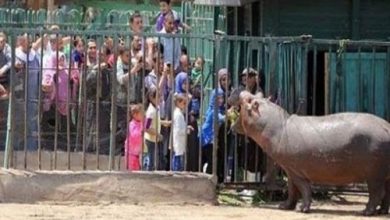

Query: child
<box><xmin>172</xmin><ymin>93</ymin><xmax>193</xmax><ymax>171</ymax></box>
<box><xmin>144</xmin><ymin>87</ymin><xmax>171</xmax><ymax>171</ymax></box>
<box><xmin>189</xmin><ymin>56</ymin><xmax>204</xmax><ymax>119</ymax></box>
<box><xmin>125</xmin><ymin>104</ymin><xmax>144</xmax><ymax>171</ymax></box>
<box><xmin>190</xmin><ymin>56</ymin><xmax>204</xmax><ymax>87</ymax></box>
<box><xmin>201</xmin><ymin>89</ymin><xmax>226</xmax><ymax>174</ymax></box>
<box><xmin>156</xmin><ymin>0</ymin><xmax>190</xmax><ymax>32</ymax></box>
<box><xmin>72</xmin><ymin>37</ymin><xmax>84</xmax><ymax>68</ymax></box>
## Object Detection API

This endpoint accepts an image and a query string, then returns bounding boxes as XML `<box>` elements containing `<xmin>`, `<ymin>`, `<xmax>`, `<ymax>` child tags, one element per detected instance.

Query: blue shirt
<box><xmin>200</xmin><ymin>88</ymin><xmax>225</xmax><ymax>147</ymax></box>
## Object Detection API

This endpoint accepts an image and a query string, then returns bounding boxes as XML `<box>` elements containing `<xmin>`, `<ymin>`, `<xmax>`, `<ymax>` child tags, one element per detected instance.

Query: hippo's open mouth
<box><xmin>227</xmin><ymin>107</ymin><xmax>239</xmax><ymax>123</ymax></box>
<box><xmin>227</xmin><ymin>107</ymin><xmax>241</xmax><ymax>132</ymax></box>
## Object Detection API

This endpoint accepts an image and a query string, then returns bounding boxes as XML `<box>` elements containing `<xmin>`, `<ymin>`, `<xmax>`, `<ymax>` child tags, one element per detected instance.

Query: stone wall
<box><xmin>0</xmin><ymin>169</ymin><xmax>217</xmax><ymax>204</ymax></box>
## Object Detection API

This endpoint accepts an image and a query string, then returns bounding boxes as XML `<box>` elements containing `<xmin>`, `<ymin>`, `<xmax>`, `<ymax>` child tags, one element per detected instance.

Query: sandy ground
<box><xmin>0</xmin><ymin>195</ymin><xmax>388</xmax><ymax>220</ymax></box>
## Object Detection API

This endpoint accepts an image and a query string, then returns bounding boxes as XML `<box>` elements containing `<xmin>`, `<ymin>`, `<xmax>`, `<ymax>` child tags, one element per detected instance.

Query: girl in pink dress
<box><xmin>124</xmin><ymin>104</ymin><xmax>144</xmax><ymax>171</ymax></box>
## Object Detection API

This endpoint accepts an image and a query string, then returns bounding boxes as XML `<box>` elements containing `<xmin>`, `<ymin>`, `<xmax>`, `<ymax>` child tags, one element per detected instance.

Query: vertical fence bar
<box><xmin>212</xmin><ymin>35</ymin><xmax>221</xmax><ymax>179</ymax></box>
<box><xmin>312</xmin><ymin>44</ymin><xmax>317</xmax><ymax>115</ymax></box>
<box><xmin>358</xmin><ymin>46</ymin><xmax>363</xmax><ymax>112</ymax></box>
<box><xmin>302</xmin><ymin>42</ymin><xmax>309</xmax><ymax>114</ymax></box>
<box><xmin>81</xmin><ymin>39</ymin><xmax>88</xmax><ymax>171</ymax></box>
<box><xmin>3</xmin><ymin>30</ymin><xmax>17</xmax><ymax>169</ymax></box>
<box><xmin>156</xmin><ymin>36</ymin><xmax>162</xmax><ymax>171</ymax></box>
<box><xmin>254</xmin><ymin>71</ymin><xmax>260</xmax><ymax>181</ymax></box>
<box><xmin>140</xmin><ymin>34</ymin><xmax>146</xmax><ymax>171</ymax></box>
<box><xmin>243</xmin><ymin>38</ymin><xmax>251</xmax><ymax>182</ymax></box>
<box><xmin>125</xmin><ymin>34</ymin><xmax>131</xmax><ymax>171</ymax></box>
<box><xmin>54</xmin><ymin>34</ymin><xmax>59</xmax><ymax>169</ymax></box>
<box><xmin>184</xmin><ymin>49</ymin><xmax>189</xmax><ymax>172</ymax></box>
<box><xmin>38</xmin><ymin>31</ymin><xmax>44</xmax><ymax>170</ymax></box>
<box><xmin>290</xmin><ymin>44</ymin><xmax>295</xmax><ymax>112</ymax></box>
<box><xmin>326</xmin><ymin>45</ymin><xmax>332</xmax><ymax>114</ymax></box>
<box><xmin>155</xmin><ymin>34</ymin><xmax>159</xmax><ymax>171</ymax></box>
<box><xmin>77</xmin><ymin>37</ymin><xmax>89</xmax><ymax>169</ymax></box>
<box><xmin>371</xmin><ymin>47</ymin><xmax>376</xmax><ymax>114</ymax></box>
<box><xmin>169</xmin><ymin>35</ymin><xmax>175</xmax><ymax>172</ymax></box>
<box><xmin>387</xmin><ymin>46</ymin><xmax>390</xmax><ymax>121</ymax></box>
<box><xmin>223</xmin><ymin>38</ymin><xmax>230</xmax><ymax>182</ymax></box>
<box><xmin>117</xmin><ymin>35</ymin><xmax>123</xmax><ymax>171</ymax></box>
<box><xmin>198</xmin><ymin>37</ymin><xmax>204</xmax><ymax>172</ymax></box>
<box><xmin>96</xmin><ymin>36</ymin><xmax>102</xmax><ymax>170</ymax></box>
<box><xmin>341</xmin><ymin>45</ymin><xmax>346</xmax><ymax>112</ymax></box>
<box><xmin>66</xmin><ymin>34</ymin><xmax>72</xmax><ymax>170</ymax></box>
<box><xmin>255</xmin><ymin>42</ymin><xmax>261</xmax><ymax>182</ymax></box>
<box><xmin>4</xmin><ymin>31</ymin><xmax>16</xmax><ymax>169</ymax></box>
<box><xmin>75</xmin><ymin>37</ymin><xmax>85</xmax><ymax>155</ymax></box>
<box><xmin>233</xmin><ymin>40</ymin><xmax>240</xmax><ymax>183</ymax></box>
<box><xmin>109</xmin><ymin>34</ymin><xmax>119</xmax><ymax>170</ymax></box>
<box><xmin>23</xmin><ymin>34</ymin><xmax>30</xmax><ymax>170</ymax></box>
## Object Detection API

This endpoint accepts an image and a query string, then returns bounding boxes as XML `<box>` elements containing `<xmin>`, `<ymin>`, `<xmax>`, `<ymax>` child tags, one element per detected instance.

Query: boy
<box><xmin>172</xmin><ymin>93</ymin><xmax>193</xmax><ymax>171</ymax></box>
<box><xmin>156</xmin><ymin>0</ymin><xmax>190</xmax><ymax>32</ymax></box>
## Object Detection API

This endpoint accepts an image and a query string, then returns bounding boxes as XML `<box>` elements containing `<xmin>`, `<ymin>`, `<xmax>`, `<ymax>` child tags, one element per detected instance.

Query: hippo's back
<box><xmin>282</xmin><ymin>112</ymin><xmax>390</xmax><ymax>184</ymax></box>
<box><xmin>286</xmin><ymin>112</ymin><xmax>390</xmax><ymax>150</ymax></box>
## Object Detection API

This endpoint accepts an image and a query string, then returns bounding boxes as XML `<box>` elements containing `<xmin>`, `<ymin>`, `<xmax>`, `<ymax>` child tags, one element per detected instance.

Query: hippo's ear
<box><xmin>239</xmin><ymin>91</ymin><xmax>254</xmax><ymax>104</ymax></box>
<box><xmin>254</xmin><ymin>92</ymin><xmax>264</xmax><ymax>99</ymax></box>
<box><xmin>252</xmin><ymin>100</ymin><xmax>259</xmax><ymax>110</ymax></box>
<box><xmin>251</xmin><ymin>100</ymin><xmax>260</xmax><ymax>115</ymax></box>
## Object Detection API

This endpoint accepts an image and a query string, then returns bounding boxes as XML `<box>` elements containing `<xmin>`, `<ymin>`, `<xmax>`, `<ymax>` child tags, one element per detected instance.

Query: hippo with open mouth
<box><xmin>228</xmin><ymin>89</ymin><xmax>390</xmax><ymax>216</ymax></box>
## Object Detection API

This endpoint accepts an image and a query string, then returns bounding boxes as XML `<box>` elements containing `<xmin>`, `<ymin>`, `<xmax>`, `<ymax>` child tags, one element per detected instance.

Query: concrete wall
<box><xmin>0</xmin><ymin>169</ymin><xmax>217</xmax><ymax>204</ymax></box>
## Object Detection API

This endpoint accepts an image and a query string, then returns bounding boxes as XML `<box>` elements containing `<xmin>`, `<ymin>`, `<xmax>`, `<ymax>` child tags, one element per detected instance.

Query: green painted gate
<box><xmin>327</xmin><ymin>52</ymin><xmax>390</xmax><ymax>118</ymax></box>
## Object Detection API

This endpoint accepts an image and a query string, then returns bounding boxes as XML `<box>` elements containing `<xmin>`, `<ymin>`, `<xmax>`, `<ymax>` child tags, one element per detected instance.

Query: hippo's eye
<box><xmin>252</xmin><ymin>101</ymin><xmax>259</xmax><ymax>110</ymax></box>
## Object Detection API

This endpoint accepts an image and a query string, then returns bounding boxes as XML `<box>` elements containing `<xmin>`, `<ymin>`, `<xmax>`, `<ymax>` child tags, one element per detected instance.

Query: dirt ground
<box><xmin>0</xmin><ymin>195</ymin><xmax>388</xmax><ymax>220</ymax></box>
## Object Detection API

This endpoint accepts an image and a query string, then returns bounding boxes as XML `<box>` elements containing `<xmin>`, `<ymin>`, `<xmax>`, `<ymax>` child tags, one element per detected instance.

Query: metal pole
<box><xmin>312</xmin><ymin>45</ymin><xmax>317</xmax><ymax>115</ymax></box>
<box><xmin>38</xmin><ymin>31</ymin><xmax>44</xmax><ymax>170</ymax></box>
<box><xmin>212</xmin><ymin>33</ymin><xmax>222</xmax><ymax>179</ymax></box>
<box><xmin>54</xmin><ymin>35</ymin><xmax>59</xmax><ymax>169</ymax></box>
<box><xmin>109</xmin><ymin>35</ymin><xmax>119</xmax><ymax>170</ymax></box>
<box><xmin>223</xmin><ymin>39</ymin><xmax>230</xmax><ymax>182</ymax></box>
<box><xmin>67</xmin><ymin>34</ymin><xmax>72</xmax><ymax>170</ymax></box>
<box><xmin>4</xmin><ymin>31</ymin><xmax>16</xmax><ymax>169</ymax></box>
<box><xmin>23</xmin><ymin>35</ymin><xmax>30</xmax><ymax>170</ymax></box>
<box><xmin>96</xmin><ymin>36</ymin><xmax>102</xmax><ymax>170</ymax></box>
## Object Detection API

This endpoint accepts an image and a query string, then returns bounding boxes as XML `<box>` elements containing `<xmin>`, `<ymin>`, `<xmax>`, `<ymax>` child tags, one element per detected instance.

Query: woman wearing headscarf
<box><xmin>200</xmin><ymin>68</ymin><xmax>230</xmax><ymax>180</ymax></box>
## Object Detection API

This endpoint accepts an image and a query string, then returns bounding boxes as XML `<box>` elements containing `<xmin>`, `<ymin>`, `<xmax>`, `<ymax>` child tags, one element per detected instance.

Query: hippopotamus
<box><xmin>228</xmin><ymin>90</ymin><xmax>390</xmax><ymax>216</ymax></box>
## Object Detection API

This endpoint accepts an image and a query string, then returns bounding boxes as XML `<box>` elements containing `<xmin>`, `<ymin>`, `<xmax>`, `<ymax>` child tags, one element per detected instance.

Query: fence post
<box><xmin>4</xmin><ymin>31</ymin><xmax>16</xmax><ymax>169</ymax></box>
<box><xmin>212</xmin><ymin>32</ymin><xmax>223</xmax><ymax>181</ymax></box>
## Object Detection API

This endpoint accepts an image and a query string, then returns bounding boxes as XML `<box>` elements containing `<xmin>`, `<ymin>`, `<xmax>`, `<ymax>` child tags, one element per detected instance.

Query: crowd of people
<box><xmin>0</xmin><ymin>0</ymin><xmax>271</xmax><ymax>192</ymax></box>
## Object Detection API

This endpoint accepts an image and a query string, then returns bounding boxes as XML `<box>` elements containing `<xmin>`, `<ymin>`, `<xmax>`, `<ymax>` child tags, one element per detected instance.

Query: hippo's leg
<box><xmin>279</xmin><ymin>177</ymin><xmax>299</xmax><ymax>210</ymax></box>
<box><xmin>292</xmin><ymin>176</ymin><xmax>312</xmax><ymax>213</ymax></box>
<box><xmin>378</xmin><ymin>179</ymin><xmax>390</xmax><ymax>215</ymax></box>
<box><xmin>363</xmin><ymin>180</ymin><xmax>386</xmax><ymax>216</ymax></box>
